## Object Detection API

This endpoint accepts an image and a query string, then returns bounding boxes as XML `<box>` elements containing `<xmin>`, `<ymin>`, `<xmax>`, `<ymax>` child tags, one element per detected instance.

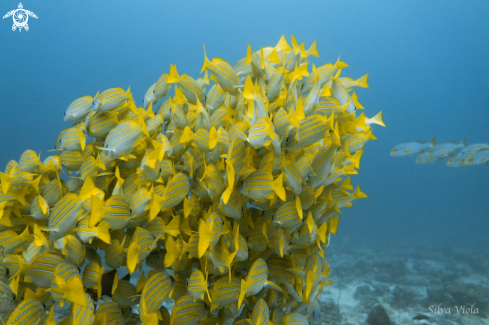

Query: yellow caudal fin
<box><xmin>163</xmin><ymin>236</ymin><xmax>178</xmax><ymax>268</ymax></box>
<box><xmin>351</xmin><ymin>91</ymin><xmax>364</xmax><ymax>110</ymax></box>
<box><xmin>112</xmin><ymin>271</ymin><xmax>118</xmax><ymax>295</ymax></box>
<box><xmin>355</xmin><ymin>73</ymin><xmax>369</xmax><ymax>88</ymax></box>
<box><xmin>136</xmin><ymin>271</ymin><xmax>147</xmax><ymax>293</ymax></box>
<box><xmin>243</xmin><ymin>76</ymin><xmax>255</xmax><ymax>100</ymax></box>
<box><xmin>0</xmin><ymin>173</ymin><xmax>11</xmax><ymax>195</ymax></box>
<box><xmin>307</xmin><ymin>40</ymin><xmax>319</xmax><ymax>57</ymax></box>
<box><xmin>198</xmin><ymin>220</ymin><xmax>212</xmax><ymax>258</ymax></box>
<box><xmin>149</xmin><ymin>194</ymin><xmax>164</xmax><ymax>221</ymax></box>
<box><xmin>272</xmin><ymin>174</ymin><xmax>286</xmax><ymax>201</ymax></box>
<box><xmin>353</xmin><ymin>185</ymin><xmax>368</xmax><ymax>199</ymax></box>
<box><xmin>367</xmin><ymin>111</ymin><xmax>385</xmax><ymax>127</ymax></box>
<box><xmin>79</xmin><ymin>176</ymin><xmax>96</xmax><ymax>201</ymax></box>
<box><xmin>164</xmin><ymin>215</ymin><xmax>181</xmax><ymax>237</ymax></box>
<box><xmin>334</xmin><ymin>56</ymin><xmax>349</xmax><ymax>69</ymax></box>
<box><xmin>275</xmin><ymin>35</ymin><xmax>291</xmax><ymax>52</ymax></box>
<box><xmin>209</xmin><ymin>127</ymin><xmax>218</xmax><ymax>150</ymax></box>
<box><xmin>246</xmin><ymin>44</ymin><xmax>252</xmax><ymax>64</ymax></box>
<box><xmin>167</xmin><ymin>64</ymin><xmax>180</xmax><ymax>84</ymax></box>
<box><xmin>63</xmin><ymin>276</ymin><xmax>89</xmax><ymax>307</ymax></box>
<box><xmin>200</xmin><ymin>44</ymin><xmax>212</xmax><ymax>74</ymax></box>
<box><xmin>77</xmin><ymin>128</ymin><xmax>86</xmax><ymax>152</ymax></box>
<box><xmin>295</xmin><ymin>196</ymin><xmax>303</xmax><ymax>219</ymax></box>
<box><xmin>179</xmin><ymin>126</ymin><xmax>194</xmax><ymax>144</ymax></box>
<box><xmin>238</xmin><ymin>279</ymin><xmax>248</xmax><ymax>309</ymax></box>
<box><xmin>90</xmin><ymin>195</ymin><xmax>104</xmax><ymax>227</ymax></box>
<box><xmin>127</xmin><ymin>240</ymin><xmax>139</xmax><ymax>274</ymax></box>
<box><xmin>317</xmin><ymin>223</ymin><xmax>328</xmax><ymax>244</ymax></box>
<box><xmin>96</xmin><ymin>221</ymin><xmax>111</xmax><ymax>244</ymax></box>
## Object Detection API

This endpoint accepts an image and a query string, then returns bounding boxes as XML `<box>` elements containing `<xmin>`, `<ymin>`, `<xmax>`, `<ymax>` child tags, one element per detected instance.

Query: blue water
<box><xmin>1</xmin><ymin>0</ymin><xmax>488</xmax><ymax>253</ymax></box>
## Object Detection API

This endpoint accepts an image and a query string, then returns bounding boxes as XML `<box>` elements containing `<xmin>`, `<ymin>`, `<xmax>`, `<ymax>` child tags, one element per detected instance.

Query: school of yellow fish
<box><xmin>0</xmin><ymin>35</ymin><xmax>384</xmax><ymax>325</ymax></box>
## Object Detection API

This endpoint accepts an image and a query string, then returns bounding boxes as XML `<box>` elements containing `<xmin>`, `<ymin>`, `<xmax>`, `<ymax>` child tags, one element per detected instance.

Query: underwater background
<box><xmin>1</xmin><ymin>0</ymin><xmax>489</xmax><ymax>324</ymax></box>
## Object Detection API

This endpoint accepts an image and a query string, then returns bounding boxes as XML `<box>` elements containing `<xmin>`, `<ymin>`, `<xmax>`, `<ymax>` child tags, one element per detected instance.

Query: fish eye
<box><xmin>63</xmin><ymin>112</ymin><xmax>66</xmax><ymax>116</ymax></box>
<box><xmin>241</xmin><ymin>207</ymin><xmax>244</xmax><ymax>211</ymax></box>
<box><xmin>170</xmin><ymin>276</ymin><xmax>175</xmax><ymax>284</ymax></box>
<box><xmin>42</xmin><ymin>303</ymin><xmax>46</xmax><ymax>309</ymax></box>
<box><xmin>5</xmin><ymin>268</ymin><xmax>9</xmax><ymax>276</ymax></box>
<box><xmin>286</xmin><ymin>138</ymin><xmax>289</xmax><ymax>143</ymax></box>
<box><xmin>11</xmin><ymin>295</ymin><xmax>15</xmax><ymax>300</ymax></box>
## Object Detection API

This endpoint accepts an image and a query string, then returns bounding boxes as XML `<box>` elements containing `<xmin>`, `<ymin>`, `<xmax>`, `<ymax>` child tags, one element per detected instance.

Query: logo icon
<box><xmin>3</xmin><ymin>3</ymin><xmax>37</xmax><ymax>32</ymax></box>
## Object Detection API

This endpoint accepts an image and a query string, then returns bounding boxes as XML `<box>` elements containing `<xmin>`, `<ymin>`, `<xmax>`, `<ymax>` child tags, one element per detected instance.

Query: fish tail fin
<box><xmin>149</xmin><ymin>194</ymin><xmax>164</xmax><ymax>221</ymax></box>
<box><xmin>0</xmin><ymin>173</ymin><xmax>11</xmax><ymax>195</ymax></box>
<box><xmin>127</xmin><ymin>240</ymin><xmax>139</xmax><ymax>274</ymax></box>
<box><xmin>112</xmin><ymin>271</ymin><xmax>118</xmax><ymax>295</ymax></box>
<box><xmin>163</xmin><ymin>236</ymin><xmax>177</xmax><ymax>268</ymax></box>
<box><xmin>334</xmin><ymin>56</ymin><xmax>349</xmax><ymax>69</ymax></box>
<box><xmin>356</xmin><ymin>73</ymin><xmax>369</xmax><ymax>88</ymax></box>
<box><xmin>200</xmin><ymin>44</ymin><xmax>212</xmax><ymax>74</ymax></box>
<box><xmin>79</xmin><ymin>176</ymin><xmax>96</xmax><ymax>201</ymax></box>
<box><xmin>63</xmin><ymin>276</ymin><xmax>89</xmax><ymax>307</ymax></box>
<box><xmin>238</xmin><ymin>279</ymin><xmax>248</xmax><ymax>309</ymax></box>
<box><xmin>89</xmin><ymin>195</ymin><xmax>104</xmax><ymax>227</ymax></box>
<box><xmin>164</xmin><ymin>215</ymin><xmax>181</xmax><ymax>237</ymax></box>
<box><xmin>198</xmin><ymin>220</ymin><xmax>212</xmax><ymax>258</ymax></box>
<box><xmin>272</xmin><ymin>173</ymin><xmax>286</xmax><ymax>201</ymax></box>
<box><xmin>209</xmin><ymin>127</ymin><xmax>218</xmax><ymax>150</ymax></box>
<box><xmin>318</xmin><ymin>223</ymin><xmax>328</xmax><ymax>244</ymax></box>
<box><xmin>245</xmin><ymin>44</ymin><xmax>252</xmax><ymax>64</ymax></box>
<box><xmin>353</xmin><ymin>185</ymin><xmax>368</xmax><ymax>199</ymax></box>
<box><xmin>243</xmin><ymin>76</ymin><xmax>255</xmax><ymax>100</ymax></box>
<box><xmin>167</xmin><ymin>64</ymin><xmax>179</xmax><ymax>83</ymax></box>
<box><xmin>179</xmin><ymin>126</ymin><xmax>194</xmax><ymax>144</ymax></box>
<box><xmin>307</xmin><ymin>40</ymin><xmax>319</xmax><ymax>57</ymax></box>
<box><xmin>96</xmin><ymin>220</ymin><xmax>111</xmax><ymax>244</ymax></box>
<box><xmin>369</xmin><ymin>111</ymin><xmax>385</xmax><ymax>127</ymax></box>
<box><xmin>77</xmin><ymin>127</ymin><xmax>86</xmax><ymax>152</ymax></box>
<box><xmin>264</xmin><ymin>280</ymin><xmax>284</xmax><ymax>293</ymax></box>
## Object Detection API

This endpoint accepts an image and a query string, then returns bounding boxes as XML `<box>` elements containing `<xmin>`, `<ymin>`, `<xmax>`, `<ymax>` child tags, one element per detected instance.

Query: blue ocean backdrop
<box><xmin>1</xmin><ymin>1</ymin><xmax>489</xmax><ymax>323</ymax></box>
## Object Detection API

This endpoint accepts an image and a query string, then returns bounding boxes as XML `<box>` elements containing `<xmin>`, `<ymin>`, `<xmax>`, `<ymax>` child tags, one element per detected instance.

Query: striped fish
<box><xmin>50</xmin><ymin>263</ymin><xmax>88</xmax><ymax>307</ymax></box>
<box><xmin>301</xmin><ymin>58</ymin><xmax>347</xmax><ymax>94</ymax></box>
<box><xmin>6</xmin><ymin>299</ymin><xmax>44</xmax><ymax>325</ymax></box>
<box><xmin>188</xmin><ymin>268</ymin><xmax>210</xmax><ymax>301</ymax></box>
<box><xmin>105</xmin><ymin>237</ymin><xmax>126</xmax><ymax>269</ymax></box>
<box><xmin>210</xmin><ymin>275</ymin><xmax>241</xmax><ymax>310</ymax></box>
<box><xmin>241</xmin><ymin>171</ymin><xmax>285</xmax><ymax>201</ymax></box>
<box><xmin>60</xmin><ymin>150</ymin><xmax>83</xmax><ymax>172</ymax></box>
<box><xmin>286</xmin><ymin>114</ymin><xmax>334</xmax><ymax>150</ymax></box>
<box><xmin>251</xmin><ymin>298</ymin><xmax>270</xmax><ymax>325</ymax></box>
<box><xmin>170</xmin><ymin>294</ymin><xmax>207</xmax><ymax>325</ymax></box>
<box><xmin>91</xmin><ymin>194</ymin><xmax>131</xmax><ymax>229</ymax></box>
<box><xmin>283</xmin><ymin>312</ymin><xmax>309</xmax><ymax>325</ymax></box>
<box><xmin>282</xmin><ymin>160</ymin><xmax>303</xmax><ymax>195</ymax></box>
<box><xmin>69</xmin><ymin>293</ymin><xmax>95</xmax><ymax>325</ymax></box>
<box><xmin>0</xmin><ymin>280</ymin><xmax>16</xmax><ymax>314</ymax></box>
<box><xmin>150</xmin><ymin>173</ymin><xmax>190</xmax><ymax>220</ymax></box>
<box><xmin>308</xmin><ymin>145</ymin><xmax>337</xmax><ymax>188</ymax></box>
<box><xmin>126</xmin><ymin>227</ymin><xmax>158</xmax><ymax>274</ymax></box>
<box><xmin>82</xmin><ymin>259</ymin><xmax>104</xmax><ymax>298</ymax></box>
<box><xmin>0</xmin><ymin>227</ymin><xmax>29</xmax><ymax>254</ymax></box>
<box><xmin>19</xmin><ymin>149</ymin><xmax>41</xmax><ymax>173</ymax></box>
<box><xmin>140</xmin><ymin>271</ymin><xmax>173</xmax><ymax>314</ymax></box>
<box><xmin>201</xmin><ymin>46</ymin><xmax>240</xmax><ymax>95</ymax></box>
<box><xmin>85</xmin><ymin>111</ymin><xmax>118</xmax><ymax>138</ymax></box>
<box><xmin>64</xmin><ymin>94</ymin><xmax>95</xmax><ymax>122</ymax></box>
<box><xmin>58</xmin><ymin>126</ymin><xmax>86</xmax><ymax>152</ymax></box>
<box><xmin>198</xmin><ymin>211</ymin><xmax>224</xmax><ymax>258</ymax></box>
<box><xmin>113</xmin><ymin>279</ymin><xmax>139</xmax><ymax>306</ymax></box>
<box><xmin>207</xmin><ymin>84</ymin><xmax>226</xmax><ymax>111</ymax></box>
<box><xmin>91</xmin><ymin>86</ymin><xmax>130</xmax><ymax>112</ymax></box>
<box><xmin>331</xmin><ymin>79</ymin><xmax>355</xmax><ymax>113</ymax></box>
<box><xmin>23</xmin><ymin>253</ymin><xmax>65</xmax><ymax>288</ymax></box>
<box><xmin>272</xmin><ymin>200</ymin><xmax>302</xmax><ymax>229</ymax></box>
<box><xmin>267</xmin><ymin>255</ymin><xmax>296</xmax><ymax>284</ymax></box>
<box><xmin>101</xmin><ymin>120</ymin><xmax>144</xmax><ymax>160</ymax></box>
<box><xmin>59</xmin><ymin>234</ymin><xmax>84</xmax><ymax>267</ymax></box>
<box><xmin>94</xmin><ymin>301</ymin><xmax>124</xmax><ymax>325</ymax></box>
<box><xmin>167</xmin><ymin>65</ymin><xmax>206</xmax><ymax>105</ymax></box>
